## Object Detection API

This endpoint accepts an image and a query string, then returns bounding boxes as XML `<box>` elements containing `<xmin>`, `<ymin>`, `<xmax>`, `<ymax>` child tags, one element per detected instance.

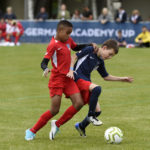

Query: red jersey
<box><xmin>17</xmin><ymin>22</ymin><xmax>24</xmax><ymax>34</ymax></box>
<box><xmin>0</xmin><ymin>22</ymin><xmax>6</xmax><ymax>33</ymax></box>
<box><xmin>44</xmin><ymin>37</ymin><xmax>77</xmax><ymax>75</ymax></box>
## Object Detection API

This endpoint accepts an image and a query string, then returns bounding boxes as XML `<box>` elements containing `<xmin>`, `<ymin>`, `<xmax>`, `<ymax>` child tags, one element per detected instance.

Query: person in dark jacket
<box><xmin>4</xmin><ymin>7</ymin><xmax>16</xmax><ymax>21</ymax></box>
<box><xmin>36</xmin><ymin>7</ymin><xmax>48</xmax><ymax>21</ymax></box>
<box><xmin>115</xmin><ymin>7</ymin><xmax>127</xmax><ymax>23</ymax></box>
<box><xmin>130</xmin><ymin>9</ymin><xmax>142</xmax><ymax>24</ymax></box>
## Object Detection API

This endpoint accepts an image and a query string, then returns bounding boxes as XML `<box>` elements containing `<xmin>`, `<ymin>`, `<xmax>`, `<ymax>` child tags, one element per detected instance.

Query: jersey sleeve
<box><xmin>97</xmin><ymin>61</ymin><xmax>109</xmax><ymax>78</ymax></box>
<box><xmin>76</xmin><ymin>46</ymin><xmax>94</xmax><ymax>59</ymax></box>
<box><xmin>44</xmin><ymin>43</ymin><xmax>55</xmax><ymax>59</ymax></box>
<box><xmin>70</xmin><ymin>37</ymin><xmax>77</xmax><ymax>49</ymax></box>
<box><xmin>135</xmin><ymin>33</ymin><xmax>142</xmax><ymax>42</ymax></box>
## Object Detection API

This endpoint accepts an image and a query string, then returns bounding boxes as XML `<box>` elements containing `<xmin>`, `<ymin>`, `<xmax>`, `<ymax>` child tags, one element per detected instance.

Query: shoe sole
<box><xmin>91</xmin><ymin>122</ymin><xmax>103</xmax><ymax>126</ymax></box>
<box><xmin>25</xmin><ymin>137</ymin><xmax>34</xmax><ymax>141</ymax></box>
<box><xmin>49</xmin><ymin>132</ymin><xmax>54</xmax><ymax>140</ymax></box>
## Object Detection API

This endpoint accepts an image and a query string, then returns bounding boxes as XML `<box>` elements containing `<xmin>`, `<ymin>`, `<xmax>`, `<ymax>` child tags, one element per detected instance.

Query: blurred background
<box><xmin>0</xmin><ymin>0</ymin><xmax>150</xmax><ymax>46</ymax></box>
<box><xmin>0</xmin><ymin>0</ymin><xmax>150</xmax><ymax>20</ymax></box>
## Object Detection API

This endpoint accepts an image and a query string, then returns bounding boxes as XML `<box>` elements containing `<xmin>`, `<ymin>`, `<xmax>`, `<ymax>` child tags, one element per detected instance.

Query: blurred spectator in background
<box><xmin>135</xmin><ymin>26</ymin><xmax>150</xmax><ymax>47</ymax></box>
<box><xmin>5</xmin><ymin>19</ymin><xmax>23</xmax><ymax>45</ymax></box>
<box><xmin>36</xmin><ymin>7</ymin><xmax>48</xmax><ymax>21</ymax></box>
<box><xmin>81</xmin><ymin>6</ymin><xmax>93</xmax><ymax>20</ymax></box>
<box><xmin>0</xmin><ymin>18</ymin><xmax>6</xmax><ymax>41</ymax></box>
<box><xmin>130</xmin><ymin>9</ymin><xmax>142</xmax><ymax>24</ymax></box>
<box><xmin>98</xmin><ymin>8</ymin><xmax>111</xmax><ymax>24</ymax></box>
<box><xmin>147</xmin><ymin>16</ymin><xmax>150</xmax><ymax>22</ymax></box>
<box><xmin>0</xmin><ymin>9</ymin><xmax>3</xmax><ymax>19</ymax></box>
<box><xmin>72</xmin><ymin>9</ymin><xmax>82</xmax><ymax>21</ymax></box>
<box><xmin>4</xmin><ymin>7</ymin><xmax>16</xmax><ymax>21</ymax></box>
<box><xmin>115</xmin><ymin>30</ymin><xmax>127</xmax><ymax>47</ymax></box>
<box><xmin>57</xmin><ymin>4</ymin><xmax>70</xmax><ymax>20</ymax></box>
<box><xmin>11</xmin><ymin>20</ymin><xmax>24</xmax><ymax>45</ymax></box>
<box><xmin>115</xmin><ymin>7</ymin><xmax>127</xmax><ymax>23</ymax></box>
<box><xmin>5</xmin><ymin>19</ymin><xmax>13</xmax><ymax>42</ymax></box>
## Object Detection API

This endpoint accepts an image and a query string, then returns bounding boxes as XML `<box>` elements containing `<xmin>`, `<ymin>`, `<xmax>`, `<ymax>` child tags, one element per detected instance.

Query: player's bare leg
<box><xmin>50</xmin><ymin>95</ymin><xmax>62</xmax><ymax>116</ymax></box>
<box><xmin>70</xmin><ymin>93</ymin><xmax>84</xmax><ymax>110</ymax></box>
<box><xmin>50</xmin><ymin>93</ymin><xmax>84</xmax><ymax>140</ymax></box>
<box><xmin>25</xmin><ymin>95</ymin><xmax>61</xmax><ymax>141</ymax></box>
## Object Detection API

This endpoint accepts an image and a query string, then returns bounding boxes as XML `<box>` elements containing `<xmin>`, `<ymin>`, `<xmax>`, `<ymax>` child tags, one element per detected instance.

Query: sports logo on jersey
<box><xmin>66</xmin><ymin>44</ymin><xmax>71</xmax><ymax>50</ymax></box>
<box><xmin>57</xmin><ymin>47</ymin><xmax>62</xmax><ymax>50</ymax></box>
<box><xmin>90</xmin><ymin>56</ymin><xmax>94</xmax><ymax>59</ymax></box>
<box><xmin>45</xmin><ymin>52</ymin><xmax>48</xmax><ymax>55</ymax></box>
<box><xmin>93</xmin><ymin>66</ymin><xmax>99</xmax><ymax>70</ymax></box>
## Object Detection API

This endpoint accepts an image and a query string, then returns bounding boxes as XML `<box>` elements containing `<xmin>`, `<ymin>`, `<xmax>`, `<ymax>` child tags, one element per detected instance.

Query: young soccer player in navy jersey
<box><xmin>66</xmin><ymin>39</ymin><xmax>133</xmax><ymax>136</ymax></box>
<box><xmin>25</xmin><ymin>20</ymin><xmax>98</xmax><ymax>141</ymax></box>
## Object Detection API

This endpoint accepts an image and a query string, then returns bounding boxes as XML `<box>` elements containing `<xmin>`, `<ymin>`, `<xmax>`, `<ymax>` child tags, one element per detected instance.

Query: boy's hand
<box><xmin>138</xmin><ymin>39</ymin><xmax>143</xmax><ymax>44</ymax></box>
<box><xmin>43</xmin><ymin>68</ymin><xmax>50</xmax><ymax>78</ymax></box>
<box><xmin>66</xmin><ymin>70</ymin><xmax>74</xmax><ymax>80</ymax></box>
<box><xmin>121</xmin><ymin>77</ymin><xmax>133</xmax><ymax>83</ymax></box>
<box><xmin>91</xmin><ymin>43</ymin><xmax>99</xmax><ymax>53</ymax></box>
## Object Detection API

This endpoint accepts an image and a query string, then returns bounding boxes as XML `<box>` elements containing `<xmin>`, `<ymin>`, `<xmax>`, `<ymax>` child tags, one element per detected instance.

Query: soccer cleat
<box><xmin>16</xmin><ymin>42</ymin><xmax>21</xmax><ymax>46</ymax></box>
<box><xmin>75</xmin><ymin>122</ymin><xmax>86</xmax><ymax>137</ymax></box>
<box><xmin>88</xmin><ymin>116</ymin><xmax>103</xmax><ymax>126</ymax></box>
<box><xmin>49</xmin><ymin>120</ymin><xmax>59</xmax><ymax>140</ymax></box>
<box><xmin>25</xmin><ymin>129</ymin><xmax>36</xmax><ymax>141</ymax></box>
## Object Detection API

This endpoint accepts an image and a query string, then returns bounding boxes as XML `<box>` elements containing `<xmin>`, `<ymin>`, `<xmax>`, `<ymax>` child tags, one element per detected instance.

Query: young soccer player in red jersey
<box><xmin>25</xmin><ymin>20</ymin><xmax>97</xmax><ymax>141</ymax></box>
<box><xmin>12</xmin><ymin>20</ymin><xmax>24</xmax><ymax>45</ymax></box>
<box><xmin>0</xmin><ymin>18</ymin><xmax>6</xmax><ymax>41</ymax></box>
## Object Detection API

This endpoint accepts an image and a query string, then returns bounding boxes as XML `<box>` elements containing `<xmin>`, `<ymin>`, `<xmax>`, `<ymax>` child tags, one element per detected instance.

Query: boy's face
<box><xmin>142</xmin><ymin>27</ymin><xmax>147</xmax><ymax>32</ymax></box>
<box><xmin>99</xmin><ymin>46</ymin><xmax>116</xmax><ymax>60</ymax></box>
<box><xmin>57</xmin><ymin>26</ymin><xmax>72</xmax><ymax>42</ymax></box>
<box><xmin>118</xmin><ymin>32</ymin><xmax>122</xmax><ymax>37</ymax></box>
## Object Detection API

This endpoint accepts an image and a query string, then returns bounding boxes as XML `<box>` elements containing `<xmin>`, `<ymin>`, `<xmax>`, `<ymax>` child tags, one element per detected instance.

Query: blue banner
<box><xmin>20</xmin><ymin>21</ymin><xmax>150</xmax><ymax>44</ymax></box>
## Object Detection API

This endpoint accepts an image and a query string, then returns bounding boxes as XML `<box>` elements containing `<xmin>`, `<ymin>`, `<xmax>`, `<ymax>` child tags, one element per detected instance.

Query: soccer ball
<box><xmin>104</xmin><ymin>127</ymin><xmax>123</xmax><ymax>144</ymax></box>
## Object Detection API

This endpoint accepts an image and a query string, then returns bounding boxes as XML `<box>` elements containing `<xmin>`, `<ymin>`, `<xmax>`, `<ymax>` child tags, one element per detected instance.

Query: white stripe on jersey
<box><xmin>75</xmin><ymin>54</ymin><xmax>88</xmax><ymax>71</ymax></box>
<box><xmin>52</xmin><ymin>50</ymin><xmax>57</xmax><ymax>67</ymax></box>
<box><xmin>93</xmin><ymin>66</ymin><xmax>99</xmax><ymax>70</ymax></box>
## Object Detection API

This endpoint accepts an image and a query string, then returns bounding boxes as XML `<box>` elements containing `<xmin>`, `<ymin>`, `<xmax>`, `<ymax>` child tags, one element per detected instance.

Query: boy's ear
<box><xmin>102</xmin><ymin>45</ymin><xmax>107</xmax><ymax>50</ymax></box>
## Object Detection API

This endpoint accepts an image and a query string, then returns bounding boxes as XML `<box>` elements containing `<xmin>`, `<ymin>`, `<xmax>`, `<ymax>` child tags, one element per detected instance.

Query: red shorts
<box><xmin>0</xmin><ymin>32</ymin><xmax>6</xmax><ymax>38</ymax></box>
<box><xmin>76</xmin><ymin>79</ymin><xmax>92</xmax><ymax>104</ymax></box>
<box><xmin>13</xmin><ymin>32</ymin><xmax>23</xmax><ymax>37</ymax></box>
<box><xmin>49</xmin><ymin>72</ymin><xmax>80</xmax><ymax>97</ymax></box>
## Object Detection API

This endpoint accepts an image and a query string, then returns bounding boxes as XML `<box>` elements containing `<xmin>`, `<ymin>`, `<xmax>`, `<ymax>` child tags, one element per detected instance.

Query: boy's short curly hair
<box><xmin>57</xmin><ymin>20</ymin><xmax>73</xmax><ymax>30</ymax></box>
<box><xmin>102</xmin><ymin>39</ymin><xmax>119</xmax><ymax>54</ymax></box>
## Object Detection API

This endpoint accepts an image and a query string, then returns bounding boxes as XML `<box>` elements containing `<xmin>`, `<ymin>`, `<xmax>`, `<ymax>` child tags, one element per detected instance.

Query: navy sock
<box><xmin>88</xmin><ymin>86</ymin><xmax>101</xmax><ymax>116</ymax></box>
<box><xmin>80</xmin><ymin>111</ymin><xmax>102</xmax><ymax>129</ymax></box>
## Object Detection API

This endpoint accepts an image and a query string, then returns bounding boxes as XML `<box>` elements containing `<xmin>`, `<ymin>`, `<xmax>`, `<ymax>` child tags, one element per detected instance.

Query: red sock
<box><xmin>5</xmin><ymin>38</ymin><xmax>11</xmax><ymax>42</ymax></box>
<box><xmin>15</xmin><ymin>36</ymin><xmax>19</xmax><ymax>44</ymax></box>
<box><xmin>30</xmin><ymin>110</ymin><xmax>53</xmax><ymax>133</ymax></box>
<box><xmin>55</xmin><ymin>105</ymin><xmax>78</xmax><ymax>128</ymax></box>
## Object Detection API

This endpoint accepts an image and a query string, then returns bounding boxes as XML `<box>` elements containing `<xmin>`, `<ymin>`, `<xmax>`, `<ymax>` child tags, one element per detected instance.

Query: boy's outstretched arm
<box><xmin>104</xmin><ymin>75</ymin><xmax>133</xmax><ymax>83</ymax></box>
<box><xmin>73</xmin><ymin>43</ymin><xmax>98</xmax><ymax>52</ymax></box>
<box><xmin>66</xmin><ymin>54</ymin><xmax>77</xmax><ymax>80</ymax></box>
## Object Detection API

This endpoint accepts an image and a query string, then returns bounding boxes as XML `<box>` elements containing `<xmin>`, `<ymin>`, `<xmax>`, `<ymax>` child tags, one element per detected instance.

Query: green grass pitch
<box><xmin>0</xmin><ymin>44</ymin><xmax>150</xmax><ymax>150</ymax></box>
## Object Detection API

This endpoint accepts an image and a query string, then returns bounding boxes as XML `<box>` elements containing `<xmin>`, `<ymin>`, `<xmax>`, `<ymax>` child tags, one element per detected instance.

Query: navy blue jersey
<box><xmin>74</xmin><ymin>46</ymin><xmax>109</xmax><ymax>82</ymax></box>
<box><xmin>116</xmin><ymin>36</ymin><xmax>125</xmax><ymax>43</ymax></box>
